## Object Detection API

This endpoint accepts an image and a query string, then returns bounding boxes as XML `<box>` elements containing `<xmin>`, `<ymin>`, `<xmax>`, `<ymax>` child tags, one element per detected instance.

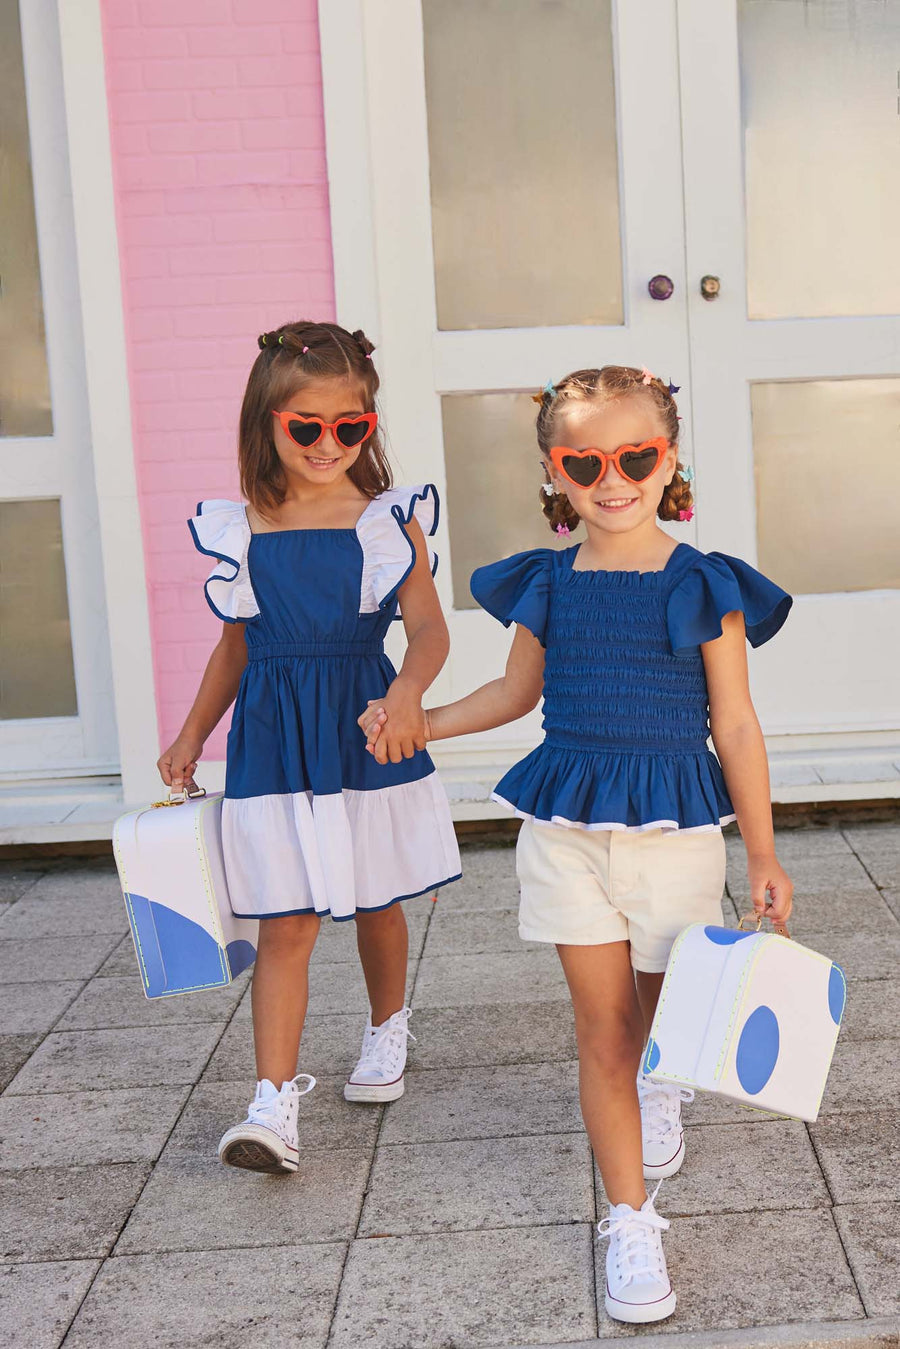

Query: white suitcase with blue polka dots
<box><xmin>643</xmin><ymin>919</ymin><xmax>845</xmax><ymax>1121</ymax></box>
<box><xmin>113</xmin><ymin>790</ymin><xmax>258</xmax><ymax>999</ymax></box>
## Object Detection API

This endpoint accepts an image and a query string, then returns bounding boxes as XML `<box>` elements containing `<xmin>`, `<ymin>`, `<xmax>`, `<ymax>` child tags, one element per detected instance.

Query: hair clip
<box><xmin>258</xmin><ymin>334</ymin><xmax>267</xmax><ymax>349</ymax></box>
<box><xmin>531</xmin><ymin>378</ymin><xmax>557</xmax><ymax>405</ymax></box>
<box><xmin>640</xmin><ymin>367</ymin><xmax>655</xmax><ymax>385</ymax></box>
<box><xmin>302</xmin><ymin>345</ymin><xmax>309</xmax><ymax>353</ymax></box>
<box><xmin>682</xmin><ymin>465</ymin><xmax>695</xmax><ymax>483</ymax></box>
<box><xmin>668</xmin><ymin>380</ymin><xmax>680</xmax><ymax>395</ymax></box>
<box><xmin>556</xmin><ymin>522</ymin><xmax>571</xmax><ymax>536</ymax></box>
<box><xmin>541</xmin><ymin>481</ymin><xmax>556</xmax><ymax>497</ymax></box>
<box><xmin>278</xmin><ymin>334</ymin><xmax>285</xmax><ymax>345</ymax></box>
<box><xmin>678</xmin><ymin>507</ymin><xmax>694</xmax><ymax>522</ymax></box>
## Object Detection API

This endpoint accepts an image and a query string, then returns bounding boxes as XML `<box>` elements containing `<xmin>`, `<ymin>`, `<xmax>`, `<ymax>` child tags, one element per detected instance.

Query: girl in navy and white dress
<box><xmin>362</xmin><ymin>365</ymin><xmax>794</xmax><ymax>1325</ymax></box>
<box><xmin>158</xmin><ymin>320</ymin><xmax>460</xmax><ymax>1176</ymax></box>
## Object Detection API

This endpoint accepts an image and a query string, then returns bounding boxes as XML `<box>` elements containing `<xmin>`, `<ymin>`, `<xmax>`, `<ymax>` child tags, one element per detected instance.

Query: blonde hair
<box><xmin>535</xmin><ymin>365</ymin><xmax>693</xmax><ymax>533</ymax></box>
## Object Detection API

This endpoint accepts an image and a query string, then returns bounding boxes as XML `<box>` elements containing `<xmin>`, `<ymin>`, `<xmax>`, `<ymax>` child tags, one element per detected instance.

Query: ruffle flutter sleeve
<box><xmin>666</xmin><ymin>551</ymin><xmax>791</xmax><ymax>655</ymax></box>
<box><xmin>470</xmin><ymin>549</ymin><xmax>554</xmax><ymax>647</ymax></box>
<box><xmin>188</xmin><ymin>500</ymin><xmax>259</xmax><ymax>623</ymax></box>
<box><xmin>357</xmin><ymin>484</ymin><xmax>439</xmax><ymax>616</ymax></box>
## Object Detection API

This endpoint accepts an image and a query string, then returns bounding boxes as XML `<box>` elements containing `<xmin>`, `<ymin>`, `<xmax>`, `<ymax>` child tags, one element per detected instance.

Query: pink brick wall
<box><xmin>100</xmin><ymin>0</ymin><xmax>335</xmax><ymax>758</ymax></box>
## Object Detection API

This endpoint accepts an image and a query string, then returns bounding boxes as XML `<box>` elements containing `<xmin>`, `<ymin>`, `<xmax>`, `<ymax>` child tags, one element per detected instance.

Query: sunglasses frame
<box><xmin>549</xmin><ymin>437</ymin><xmax>669</xmax><ymax>490</ymax></box>
<box><xmin>272</xmin><ymin>410</ymin><xmax>378</xmax><ymax>449</ymax></box>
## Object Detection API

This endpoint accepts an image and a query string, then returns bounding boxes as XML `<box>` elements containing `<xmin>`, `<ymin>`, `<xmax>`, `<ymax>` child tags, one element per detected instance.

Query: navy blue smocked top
<box><xmin>470</xmin><ymin>542</ymin><xmax>792</xmax><ymax>832</ymax></box>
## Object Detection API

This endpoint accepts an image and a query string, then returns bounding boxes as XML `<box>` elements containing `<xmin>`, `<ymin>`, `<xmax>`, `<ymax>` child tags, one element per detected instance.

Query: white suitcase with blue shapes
<box><xmin>643</xmin><ymin>921</ymin><xmax>845</xmax><ymax>1122</ymax></box>
<box><xmin>113</xmin><ymin>791</ymin><xmax>257</xmax><ymax>999</ymax></box>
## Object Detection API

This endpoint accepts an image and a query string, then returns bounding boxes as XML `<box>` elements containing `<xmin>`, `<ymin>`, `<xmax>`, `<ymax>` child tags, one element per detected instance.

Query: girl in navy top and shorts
<box><xmin>361</xmin><ymin>365</ymin><xmax>794</xmax><ymax>1327</ymax></box>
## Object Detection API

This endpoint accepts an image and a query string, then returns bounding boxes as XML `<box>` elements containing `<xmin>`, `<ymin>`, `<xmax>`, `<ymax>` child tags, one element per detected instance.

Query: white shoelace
<box><xmin>638</xmin><ymin>1079</ymin><xmax>694</xmax><ymax>1145</ymax></box>
<box><xmin>248</xmin><ymin>1073</ymin><xmax>316</xmax><ymax>1128</ymax></box>
<box><xmin>597</xmin><ymin>1182</ymin><xmax>670</xmax><ymax>1288</ymax></box>
<box><xmin>358</xmin><ymin>1008</ymin><xmax>415</xmax><ymax>1073</ymax></box>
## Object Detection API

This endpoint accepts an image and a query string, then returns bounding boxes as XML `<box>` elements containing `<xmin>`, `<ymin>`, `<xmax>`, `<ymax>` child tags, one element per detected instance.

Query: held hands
<box><xmin>357</xmin><ymin>679</ymin><xmax>430</xmax><ymax>764</ymax></box>
<box><xmin>157</xmin><ymin>734</ymin><xmax>203</xmax><ymax>795</ymax></box>
<box><xmin>748</xmin><ymin>853</ymin><xmax>793</xmax><ymax>925</ymax></box>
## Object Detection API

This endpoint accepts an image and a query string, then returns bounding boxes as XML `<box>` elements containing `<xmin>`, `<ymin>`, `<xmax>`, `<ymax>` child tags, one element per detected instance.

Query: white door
<box><xmin>322</xmin><ymin>0</ymin><xmax>692</xmax><ymax>777</ymax></box>
<box><xmin>678</xmin><ymin>0</ymin><xmax>900</xmax><ymax>745</ymax></box>
<box><xmin>0</xmin><ymin>0</ymin><xmax>117</xmax><ymax>777</ymax></box>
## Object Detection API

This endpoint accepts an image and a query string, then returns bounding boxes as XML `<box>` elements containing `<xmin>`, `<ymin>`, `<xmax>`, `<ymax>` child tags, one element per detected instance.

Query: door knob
<box><xmin>648</xmin><ymin>275</ymin><xmax>674</xmax><ymax>301</ymax></box>
<box><xmin>700</xmin><ymin>274</ymin><xmax>721</xmax><ymax>300</ymax></box>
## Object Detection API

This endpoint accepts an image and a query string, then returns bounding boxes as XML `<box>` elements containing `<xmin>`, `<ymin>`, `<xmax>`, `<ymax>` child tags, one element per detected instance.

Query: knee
<box><xmin>576</xmin><ymin>1009</ymin><xmax>643</xmax><ymax>1079</ymax></box>
<box><xmin>257</xmin><ymin>913</ymin><xmax>320</xmax><ymax>960</ymax></box>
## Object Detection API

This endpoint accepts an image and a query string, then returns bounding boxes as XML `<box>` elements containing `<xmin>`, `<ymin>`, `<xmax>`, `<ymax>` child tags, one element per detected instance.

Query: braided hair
<box><xmin>535</xmin><ymin>366</ymin><xmax>693</xmax><ymax>533</ymax></box>
<box><xmin>240</xmin><ymin>320</ymin><xmax>391</xmax><ymax>514</ymax></box>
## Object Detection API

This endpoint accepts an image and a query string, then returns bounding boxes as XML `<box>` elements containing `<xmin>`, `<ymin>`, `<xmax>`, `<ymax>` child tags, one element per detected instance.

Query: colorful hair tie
<box><xmin>531</xmin><ymin>378</ymin><xmax>557</xmax><ymax>404</ymax></box>
<box><xmin>678</xmin><ymin>507</ymin><xmax>694</xmax><ymax>522</ymax></box>
<box><xmin>278</xmin><ymin>334</ymin><xmax>285</xmax><ymax>345</ymax></box>
<box><xmin>640</xmin><ymin>367</ymin><xmax>655</xmax><ymax>385</ymax></box>
<box><xmin>302</xmin><ymin>345</ymin><xmax>309</xmax><ymax>353</ymax></box>
<box><xmin>556</xmin><ymin>522</ymin><xmax>570</xmax><ymax>536</ymax></box>
<box><xmin>682</xmin><ymin>465</ymin><xmax>695</xmax><ymax>483</ymax></box>
<box><xmin>258</xmin><ymin>334</ymin><xmax>267</xmax><ymax>349</ymax></box>
<box><xmin>668</xmin><ymin>380</ymin><xmax>681</xmax><ymax>395</ymax></box>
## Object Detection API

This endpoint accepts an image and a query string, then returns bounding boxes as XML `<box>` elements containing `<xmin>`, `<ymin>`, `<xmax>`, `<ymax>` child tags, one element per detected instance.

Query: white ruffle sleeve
<box><xmin>356</xmin><ymin>484</ymin><xmax>439</xmax><ymax>616</ymax></box>
<box><xmin>188</xmin><ymin>500</ymin><xmax>259</xmax><ymax>623</ymax></box>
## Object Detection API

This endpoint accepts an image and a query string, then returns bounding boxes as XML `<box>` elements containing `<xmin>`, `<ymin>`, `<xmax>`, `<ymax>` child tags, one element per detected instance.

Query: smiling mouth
<box><xmin>305</xmin><ymin>454</ymin><xmax>341</xmax><ymax>469</ymax></box>
<box><xmin>595</xmin><ymin>497</ymin><xmax>638</xmax><ymax>511</ymax></box>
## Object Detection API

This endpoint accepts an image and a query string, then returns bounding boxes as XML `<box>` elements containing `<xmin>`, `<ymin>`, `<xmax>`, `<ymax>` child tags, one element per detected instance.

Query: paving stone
<box><xmin>680</xmin><ymin>1091</ymin><xmax>779</xmax><ymax>1126</ymax></box>
<box><xmin>0</xmin><ymin>934</ymin><xmax>120</xmax><ymax>984</ymax></box>
<box><xmin>833</xmin><ymin>1202</ymin><xmax>900</xmax><ymax>1318</ymax></box>
<box><xmin>204</xmin><ymin>1012</ymin><xmax>368</xmax><ymax>1083</ymax></box>
<box><xmin>65</xmin><ymin>1244</ymin><xmax>347</xmax><ymax>1349</ymax></box>
<box><xmin>312</xmin><ymin>906</ymin><xmax>430</xmax><ymax>964</ymax></box>
<box><xmin>0</xmin><ymin>1087</ymin><xmax>189</xmax><ymax>1170</ymax></box>
<box><xmin>594</xmin><ymin>1207</ymin><xmax>862</xmax><ymax>1337</ymax></box>
<box><xmin>0</xmin><ymin>980</ymin><xmax>83</xmax><ymax>1034</ymax></box>
<box><xmin>380</xmin><ymin>1061</ymin><xmax>581</xmax><ymax>1144</ymax></box>
<box><xmin>117</xmin><ymin>1147</ymin><xmax>369</xmax><ymax>1253</ymax></box>
<box><xmin>360</xmin><ymin>1133</ymin><xmax>593</xmax><ymax>1235</ymax></box>
<box><xmin>0</xmin><ymin>863</ymin><xmax>45</xmax><ymax>904</ymax></box>
<box><xmin>330</xmin><ymin>1225</ymin><xmax>596</xmax><ymax>1349</ymax></box>
<box><xmin>883</xmin><ymin>888</ymin><xmax>900</xmax><ymax>923</ymax></box>
<box><xmin>729</xmin><ymin>852</ymin><xmax>879</xmax><ymax>909</ymax></box>
<box><xmin>306</xmin><ymin>959</ymin><xmax>417</xmax><ymax>1016</ymax></box>
<box><xmin>0</xmin><ymin>885</ymin><xmax>126</xmax><ymax>939</ymax></box>
<box><xmin>0</xmin><ymin>1163</ymin><xmax>148</xmax><ymax>1260</ymax></box>
<box><xmin>171</xmin><ymin>1079</ymin><xmax>380</xmax><ymax>1154</ymax></box>
<box><xmin>436</xmin><ymin>843</ymin><xmax>521</xmax><ymax>911</ymax></box>
<box><xmin>836</xmin><ymin>978</ymin><xmax>900</xmax><ymax>1040</ymax></box>
<box><xmin>409</xmin><ymin>1001</ymin><xmax>578</xmax><ymax>1071</ymax></box>
<box><xmin>95</xmin><ymin>934</ymin><xmax>141</xmax><ymax>978</ymax></box>
<box><xmin>0</xmin><ymin>1037</ymin><xmax>41</xmax><ymax>1093</ymax></box>
<box><xmin>5</xmin><ymin>1024</ymin><xmax>224</xmax><ymax>1095</ymax></box>
<box><xmin>788</xmin><ymin>885</ymin><xmax>898</xmax><ymax>935</ymax></box>
<box><xmin>843</xmin><ymin>825</ymin><xmax>900</xmax><ymax>890</ymax></box>
<box><xmin>0</xmin><ymin>1258</ymin><xmax>100</xmax><ymax>1348</ymax></box>
<box><xmin>796</xmin><ymin>928</ymin><xmax>900</xmax><ymax>981</ymax></box>
<box><xmin>422</xmin><ymin>907</ymin><xmax>530</xmax><ymax>956</ymax></box>
<box><xmin>413</xmin><ymin>950</ymin><xmax>568</xmax><ymax>1009</ymax></box>
<box><xmin>596</xmin><ymin>1120</ymin><xmax>829</xmax><ymax>1216</ymax></box>
<box><xmin>810</xmin><ymin>1111</ymin><xmax>900</xmax><ymax>1205</ymax></box>
<box><xmin>57</xmin><ymin>973</ymin><xmax>247</xmax><ymax>1031</ymax></box>
<box><xmin>817</xmin><ymin>1039</ymin><xmax>900</xmax><ymax>1116</ymax></box>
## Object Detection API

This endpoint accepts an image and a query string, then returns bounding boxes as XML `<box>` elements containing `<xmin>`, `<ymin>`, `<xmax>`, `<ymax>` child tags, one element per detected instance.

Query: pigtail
<box><xmin>658</xmin><ymin>465</ymin><xmax>694</xmax><ymax>522</ymax></box>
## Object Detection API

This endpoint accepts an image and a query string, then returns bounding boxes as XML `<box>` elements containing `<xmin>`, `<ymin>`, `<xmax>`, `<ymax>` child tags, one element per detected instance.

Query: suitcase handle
<box><xmin>151</xmin><ymin>786</ymin><xmax>207</xmax><ymax>809</ymax></box>
<box><xmin>738</xmin><ymin>912</ymin><xmax>791</xmax><ymax>939</ymax></box>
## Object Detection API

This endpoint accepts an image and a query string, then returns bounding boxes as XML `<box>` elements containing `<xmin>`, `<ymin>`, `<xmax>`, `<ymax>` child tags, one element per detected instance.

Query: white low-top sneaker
<box><xmin>598</xmin><ymin>1185</ymin><xmax>676</xmax><ymax>1324</ymax></box>
<box><xmin>218</xmin><ymin>1073</ymin><xmax>315</xmax><ymax>1174</ymax></box>
<box><xmin>638</xmin><ymin>1072</ymin><xmax>694</xmax><ymax>1179</ymax></box>
<box><xmin>344</xmin><ymin>1007</ymin><xmax>415</xmax><ymax>1103</ymax></box>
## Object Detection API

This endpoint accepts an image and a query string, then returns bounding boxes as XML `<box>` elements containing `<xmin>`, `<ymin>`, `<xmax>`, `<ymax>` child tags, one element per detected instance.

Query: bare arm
<box><xmin>157</xmin><ymin>621</ymin><xmax>248</xmax><ymax>791</ymax></box>
<box><xmin>703</xmin><ymin>610</ymin><xmax>793</xmax><ymax>922</ymax></box>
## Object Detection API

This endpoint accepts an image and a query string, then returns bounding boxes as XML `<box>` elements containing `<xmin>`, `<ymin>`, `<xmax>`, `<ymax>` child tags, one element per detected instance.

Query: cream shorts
<box><xmin>516</xmin><ymin>819</ymin><xmax>727</xmax><ymax>973</ymax></box>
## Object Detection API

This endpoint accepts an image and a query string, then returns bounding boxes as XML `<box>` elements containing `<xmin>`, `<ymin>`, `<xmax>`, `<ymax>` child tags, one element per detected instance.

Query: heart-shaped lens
<box><xmin>618</xmin><ymin>447</ymin><xmax>661</xmax><ymax>482</ymax></box>
<box><xmin>335</xmin><ymin>419</ymin><xmax>371</xmax><ymax>448</ymax></box>
<box><xmin>561</xmin><ymin>454</ymin><xmax>604</xmax><ymax>487</ymax></box>
<box><xmin>286</xmin><ymin>418</ymin><xmax>322</xmax><ymax>447</ymax></box>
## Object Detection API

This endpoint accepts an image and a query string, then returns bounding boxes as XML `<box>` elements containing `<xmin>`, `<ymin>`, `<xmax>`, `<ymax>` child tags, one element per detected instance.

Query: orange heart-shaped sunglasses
<box><xmin>549</xmin><ymin>437</ymin><xmax>669</xmax><ymax>490</ymax></box>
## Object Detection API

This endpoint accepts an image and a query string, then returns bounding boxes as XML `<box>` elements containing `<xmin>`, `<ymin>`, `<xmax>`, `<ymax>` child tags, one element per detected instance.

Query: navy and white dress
<box><xmin>471</xmin><ymin>542</ymin><xmax>792</xmax><ymax>833</ymax></box>
<box><xmin>189</xmin><ymin>486</ymin><xmax>461</xmax><ymax>921</ymax></box>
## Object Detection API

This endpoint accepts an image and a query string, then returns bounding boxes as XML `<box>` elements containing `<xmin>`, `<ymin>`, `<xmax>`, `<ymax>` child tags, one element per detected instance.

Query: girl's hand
<box><xmin>358</xmin><ymin>700</ymin><xmax>387</xmax><ymax>744</ymax></box>
<box><xmin>157</xmin><ymin>735</ymin><xmax>203</xmax><ymax>794</ymax></box>
<box><xmin>747</xmin><ymin>854</ymin><xmax>793</xmax><ymax>924</ymax></box>
<box><xmin>359</xmin><ymin>679</ymin><xmax>427</xmax><ymax>764</ymax></box>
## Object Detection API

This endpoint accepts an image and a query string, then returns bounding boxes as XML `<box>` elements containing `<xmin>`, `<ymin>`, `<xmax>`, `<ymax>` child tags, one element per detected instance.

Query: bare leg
<box><xmin>635</xmin><ymin>970</ymin><xmax>665</xmax><ymax>1043</ymax></box>
<box><xmin>557</xmin><ymin>941</ymin><xmax>647</xmax><ymax>1210</ymax></box>
<box><xmin>251</xmin><ymin>913</ymin><xmax>320</xmax><ymax>1084</ymax></box>
<box><xmin>355</xmin><ymin>904</ymin><xmax>409</xmax><ymax>1025</ymax></box>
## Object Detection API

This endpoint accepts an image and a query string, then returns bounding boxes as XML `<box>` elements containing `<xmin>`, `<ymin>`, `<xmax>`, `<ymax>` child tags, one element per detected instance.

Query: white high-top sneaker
<box><xmin>344</xmin><ymin>1007</ymin><xmax>414</xmax><ymax>1103</ymax></box>
<box><xmin>638</xmin><ymin>1071</ymin><xmax>694</xmax><ymax>1179</ymax></box>
<box><xmin>218</xmin><ymin>1074</ymin><xmax>315</xmax><ymax>1174</ymax></box>
<box><xmin>598</xmin><ymin>1184</ymin><xmax>676</xmax><ymax>1324</ymax></box>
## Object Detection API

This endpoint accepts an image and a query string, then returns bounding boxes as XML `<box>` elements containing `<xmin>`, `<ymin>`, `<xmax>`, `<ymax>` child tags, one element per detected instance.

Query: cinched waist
<box><xmin>544</xmin><ymin>731</ymin><xmax>711</xmax><ymax>756</ymax></box>
<box><xmin>247</xmin><ymin>640</ymin><xmax>385</xmax><ymax>660</ymax></box>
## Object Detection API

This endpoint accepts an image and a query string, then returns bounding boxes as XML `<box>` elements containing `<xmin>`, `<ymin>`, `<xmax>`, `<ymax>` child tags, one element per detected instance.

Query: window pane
<box><xmin>442</xmin><ymin>393</ymin><xmax>581</xmax><ymax>608</ymax></box>
<box><xmin>0</xmin><ymin>0</ymin><xmax>53</xmax><ymax>436</ymax></box>
<box><xmin>423</xmin><ymin>0</ymin><xmax>623</xmax><ymax>330</ymax></box>
<box><xmin>752</xmin><ymin>378</ymin><xmax>900</xmax><ymax>594</ymax></box>
<box><xmin>0</xmin><ymin>500</ymin><xmax>77</xmax><ymax>718</ymax></box>
<box><xmin>740</xmin><ymin>0</ymin><xmax>900</xmax><ymax>319</ymax></box>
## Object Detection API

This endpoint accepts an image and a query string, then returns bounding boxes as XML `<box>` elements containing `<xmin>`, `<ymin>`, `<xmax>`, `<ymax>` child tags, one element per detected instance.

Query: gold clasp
<box><xmin>738</xmin><ymin>912</ymin><xmax>791</xmax><ymax>939</ymax></box>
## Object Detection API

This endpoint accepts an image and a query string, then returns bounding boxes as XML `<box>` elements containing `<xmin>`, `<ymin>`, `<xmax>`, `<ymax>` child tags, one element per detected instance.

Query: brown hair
<box><xmin>535</xmin><ymin>365</ymin><xmax>693</xmax><ymax>534</ymax></box>
<box><xmin>238</xmin><ymin>319</ymin><xmax>392</xmax><ymax>515</ymax></box>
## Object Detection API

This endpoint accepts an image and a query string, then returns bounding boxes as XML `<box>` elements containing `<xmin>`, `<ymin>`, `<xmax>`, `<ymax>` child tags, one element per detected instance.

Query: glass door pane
<box><xmin>740</xmin><ymin>0</ymin><xmax>900</xmax><ymax>319</ymax></box>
